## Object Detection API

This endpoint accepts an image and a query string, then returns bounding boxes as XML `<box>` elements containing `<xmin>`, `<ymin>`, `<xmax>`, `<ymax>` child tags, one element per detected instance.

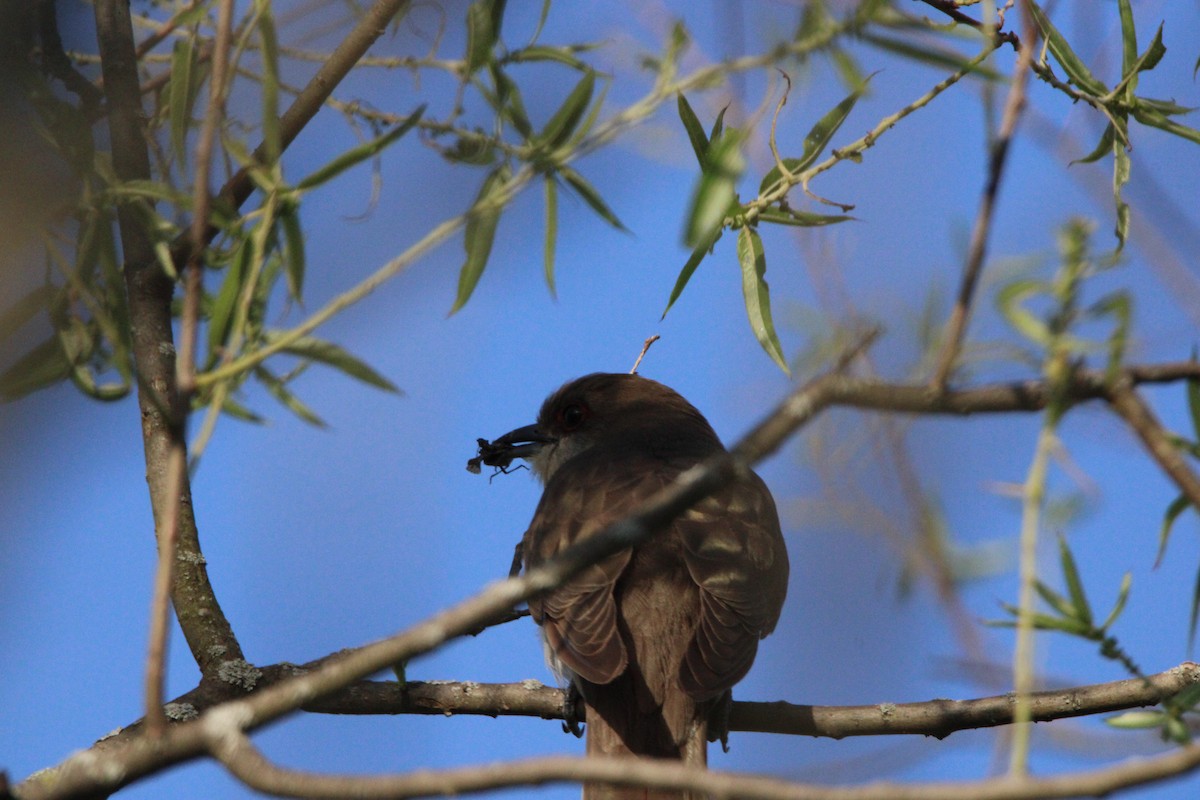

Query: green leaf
<box><xmin>257</xmin><ymin>6</ymin><xmax>281</xmax><ymax>163</ymax></box>
<box><xmin>1117</xmin><ymin>0</ymin><xmax>1137</xmax><ymax>79</ymax></box>
<box><xmin>677</xmin><ymin>93</ymin><xmax>710</xmax><ymax>170</ymax></box>
<box><xmin>279</xmin><ymin>200</ymin><xmax>305</xmax><ymax>301</ymax></box>
<box><xmin>685</xmin><ymin>131</ymin><xmax>743</xmax><ymax>248</ymax></box>
<box><xmin>296</xmin><ymin>105</ymin><xmax>425</xmax><ymax>191</ymax></box>
<box><xmin>528</xmin><ymin>0</ymin><xmax>551</xmax><ymax>46</ymax></box>
<box><xmin>758</xmin><ymin>208</ymin><xmax>854</xmax><ymax>227</ymax></box>
<box><xmin>1056</xmin><ymin>534</ymin><xmax>1092</xmax><ymax>626</ymax></box>
<box><xmin>208</xmin><ymin>236</ymin><xmax>250</xmax><ymax>354</ymax></box>
<box><xmin>1157</xmin><ymin>493</ymin><xmax>1193</xmax><ymax>567</ymax></box>
<box><xmin>1070</xmin><ymin>123</ymin><xmax>1116</xmax><ymax>166</ymax></box>
<box><xmin>708</xmin><ymin>105</ymin><xmax>728</xmax><ymax>145</ymax></box>
<box><xmin>662</xmin><ymin>228</ymin><xmax>721</xmax><ymax>319</ymax></box>
<box><xmin>451</xmin><ymin>164</ymin><xmax>510</xmax><ymax>314</ymax></box>
<box><xmin>759</xmin><ymin>79</ymin><xmax>869</xmax><ymax>195</ymax></box>
<box><xmin>537</xmin><ymin>70</ymin><xmax>595</xmax><ymax>150</ymax></box>
<box><xmin>0</xmin><ymin>337</ymin><xmax>72</xmax><ymax>401</ymax></box>
<box><xmin>995</xmin><ymin>603</ymin><xmax>1092</xmax><ymax>635</ymax></box>
<box><xmin>508</xmin><ymin>45</ymin><xmax>588</xmax><ymax>70</ymax></box>
<box><xmin>492</xmin><ymin>68</ymin><xmax>532</xmax><ymax>138</ymax></box>
<box><xmin>1100</xmin><ymin>572</ymin><xmax>1132</xmax><ymax>632</ymax></box>
<box><xmin>560</xmin><ymin>166</ymin><xmax>627</xmax><ymax>231</ymax></box>
<box><xmin>267</xmin><ymin>333</ymin><xmax>399</xmax><ymax>392</ymax></box>
<box><xmin>1130</xmin><ymin>104</ymin><xmax>1200</xmax><ymax>145</ymax></box>
<box><xmin>0</xmin><ymin>284</ymin><xmax>56</xmax><ymax>343</ymax></box>
<box><xmin>996</xmin><ymin>278</ymin><xmax>1053</xmax><ymax>346</ymax></box>
<box><xmin>218</xmin><ymin>395</ymin><xmax>266</xmax><ymax>424</ymax></box>
<box><xmin>168</xmin><ymin>36</ymin><xmax>197</xmax><ymax>163</ymax></box>
<box><xmin>1029</xmin><ymin>3</ymin><xmax>1108</xmax><ymax>96</ymax></box>
<box><xmin>1112</xmin><ymin>133</ymin><xmax>1131</xmax><ymax>251</ymax></box>
<box><xmin>737</xmin><ymin>228</ymin><xmax>789</xmax><ymax>373</ymax></box>
<box><xmin>1104</xmin><ymin>710</ymin><xmax>1166</xmax><ymax>730</ymax></box>
<box><xmin>543</xmin><ymin>175</ymin><xmax>558</xmax><ymax>299</ymax></box>
<box><xmin>465</xmin><ymin>0</ymin><xmax>498</xmax><ymax>75</ymax></box>
<box><xmin>254</xmin><ymin>366</ymin><xmax>326</xmax><ymax>427</ymax></box>
<box><xmin>1033</xmin><ymin>580</ymin><xmax>1076</xmax><ymax>620</ymax></box>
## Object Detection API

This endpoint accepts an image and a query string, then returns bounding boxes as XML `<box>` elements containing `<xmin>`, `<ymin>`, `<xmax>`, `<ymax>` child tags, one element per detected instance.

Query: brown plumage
<box><xmin>492</xmin><ymin>373</ymin><xmax>788</xmax><ymax>800</ymax></box>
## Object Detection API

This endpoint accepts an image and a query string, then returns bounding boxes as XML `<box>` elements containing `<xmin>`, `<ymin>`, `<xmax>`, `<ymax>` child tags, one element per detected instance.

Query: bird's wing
<box><xmin>677</xmin><ymin>471</ymin><xmax>789</xmax><ymax>699</ymax></box>
<box><xmin>522</xmin><ymin>455</ymin><xmax>669</xmax><ymax>686</ymax></box>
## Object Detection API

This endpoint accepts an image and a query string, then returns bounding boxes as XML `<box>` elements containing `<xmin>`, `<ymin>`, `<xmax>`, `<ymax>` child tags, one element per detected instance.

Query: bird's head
<box><xmin>484</xmin><ymin>373</ymin><xmax>723</xmax><ymax>483</ymax></box>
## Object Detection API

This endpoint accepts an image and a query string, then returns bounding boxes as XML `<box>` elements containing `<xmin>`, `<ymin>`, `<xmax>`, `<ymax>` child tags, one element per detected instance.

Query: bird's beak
<box><xmin>491</xmin><ymin>424</ymin><xmax>556</xmax><ymax>460</ymax></box>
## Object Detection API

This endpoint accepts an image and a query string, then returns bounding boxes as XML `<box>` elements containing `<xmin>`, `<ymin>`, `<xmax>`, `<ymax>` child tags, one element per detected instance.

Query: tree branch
<box><xmin>207</xmin><ymin>727</ymin><xmax>1200</xmax><ymax>800</ymax></box>
<box><xmin>94</xmin><ymin>0</ymin><xmax>244</xmax><ymax>683</ymax></box>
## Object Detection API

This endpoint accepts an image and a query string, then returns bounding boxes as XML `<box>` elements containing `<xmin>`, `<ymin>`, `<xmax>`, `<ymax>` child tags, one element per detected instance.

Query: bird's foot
<box><xmin>562</xmin><ymin>683</ymin><xmax>585</xmax><ymax>738</ymax></box>
<box><xmin>707</xmin><ymin>690</ymin><xmax>732</xmax><ymax>752</ymax></box>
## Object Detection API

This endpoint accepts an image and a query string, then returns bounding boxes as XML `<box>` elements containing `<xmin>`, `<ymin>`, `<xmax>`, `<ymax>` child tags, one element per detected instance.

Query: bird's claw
<box><xmin>562</xmin><ymin>683</ymin><xmax>585</xmax><ymax>738</ymax></box>
<box><xmin>707</xmin><ymin>690</ymin><xmax>732</xmax><ymax>752</ymax></box>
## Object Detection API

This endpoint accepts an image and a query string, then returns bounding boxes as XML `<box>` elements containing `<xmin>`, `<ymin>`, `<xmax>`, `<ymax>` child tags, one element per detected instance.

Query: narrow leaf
<box><xmin>465</xmin><ymin>0</ymin><xmax>497</xmax><ymax>75</ymax></box>
<box><xmin>508</xmin><ymin>45</ymin><xmax>588</xmax><ymax>70</ymax></box>
<box><xmin>1033</xmin><ymin>580</ymin><xmax>1076</xmax><ymax>620</ymax></box>
<box><xmin>254</xmin><ymin>366</ymin><xmax>326</xmax><ymax>427</ymax></box>
<box><xmin>1057</xmin><ymin>534</ymin><xmax>1092</xmax><ymax>626</ymax></box>
<box><xmin>451</xmin><ymin>165</ymin><xmax>510</xmax><ymax>314</ymax></box>
<box><xmin>1157</xmin><ymin>493</ymin><xmax>1193</xmax><ymax>567</ymax></box>
<box><xmin>543</xmin><ymin>176</ymin><xmax>558</xmax><ymax>299</ymax></box>
<box><xmin>560</xmin><ymin>166</ymin><xmax>627</xmax><ymax>231</ymax></box>
<box><xmin>1104</xmin><ymin>710</ymin><xmax>1167</xmax><ymax>730</ymax></box>
<box><xmin>538</xmin><ymin>70</ymin><xmax>595</xmax><ymax>150</ymax></box>
<box><xmin>1029</xmin><ymin>3</ymin><xmax>1108</xmax><ymax>96</ymax></box>
<box><xmin>662</xmin><ymin>228</ymin><xmax>721</xmax><ymax>319</ymax></box>
<box><xmin>759</xmin><ymin>79</ymin><xmax>869</xmax><ymax>195</ymax></box>
<box><xmin>677</xmin><ymin>93</ymin><xmax>710</xmax><ymax>170</ymax></box>
<box><xmin>1070</xmin><ymin>123</ymin><xmax>1115</xmax><ymax>166</ymax></box>
<box><xmin>208</xmin><ymin>237</ymin><xmax>250</xmax><ymax>354</ymax></box>
<box><xmin>169</xmin><ymin>36</ymin><xmax>197</xmax><ymax>163</ymax></box>
<box><xmin>0</xmin><ymin>337</ymin><xmax>72</xmax><ymax>400</ymax></box>
<box><xmin>758</xmin><ymin>208</ymin><xmax>854</xmax><ymax>227</ymax></box>
<box><xmin>296</xmin><ymin>105</ymin><xmax>425</xmax><ymax>190</ymax></box>
<box><xmin>737</xmin><ymin>228</ymin><xmax>789</xmax><ymax>373</ymax></box>
<box><xmin>1100</xmin><ymin>573</ymin><xmax>1133</xmax><ymax>632</ymax></box>
<box><xmin>685</xmin><ymin>131</ymin><xmax>743</xmax><ymax>248</ymax></box>
<box><xmin>279</xmin><ymin>200</ymin><xmax>305</xmax><ymax>301</ymax></box>
<box><xmin>1117</xmin><ymin>0</ymin><xmax>1137</xmax><ymax>78</ymax></box>
<box><xmin>257</xmin><ymin>6</ymin><xmax>282</xmax><ymax>163</ymax></box>
<box><xmin>708</xmin><ymin>105</ymin><xmax>728</xmax><ymax>145</ymax></box>
<box><xmin>268</xmin><ymin>333</ymin><xmax>399</xmax><ymax>392</ymax></box>
<box><xmin>0</xmin><ymin>284</ymin><xmax>56</xmax><ymax>343</ymax></box>
<box><xmin>1112</xmin><ymin>135</ymin><xmax>1131</xmax><ymax>251</ymax></box>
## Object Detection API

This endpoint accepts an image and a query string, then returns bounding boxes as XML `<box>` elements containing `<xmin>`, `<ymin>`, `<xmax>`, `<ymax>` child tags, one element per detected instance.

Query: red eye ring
<box><xmin>560</xmin><ymin>402</ymin><xmax>588</xmax><ymax>431</ymax></box>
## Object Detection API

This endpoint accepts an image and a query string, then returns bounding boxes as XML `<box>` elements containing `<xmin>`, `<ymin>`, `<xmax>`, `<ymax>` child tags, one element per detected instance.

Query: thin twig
<box><xmin>178</xmin><ymin>0</ymin><xmax>235</xmax><ymax>399</ymax></box>
<box><xmin>629</xmin><ymin>335</ymin><xmax>660</xmax><ymax>374</ymax></box>
<box><xmin>931</xmin><ymin>1</ymin><xmax>1037</xmax><ymax>389</ymax></box>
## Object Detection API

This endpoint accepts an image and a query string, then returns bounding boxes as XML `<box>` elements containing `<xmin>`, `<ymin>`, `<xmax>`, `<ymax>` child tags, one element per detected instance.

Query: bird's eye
<box><xmin>560</xmin><ymin>402</ymin><xmax>588</xmax><ymax>430</ymax></box>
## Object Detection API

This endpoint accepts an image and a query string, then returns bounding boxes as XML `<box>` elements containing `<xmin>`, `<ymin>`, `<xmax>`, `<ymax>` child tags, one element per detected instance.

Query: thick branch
<box><xmin>94</xmin><ymin>0</ymin><xmax>242</xmax><ymax>677</ymax></box>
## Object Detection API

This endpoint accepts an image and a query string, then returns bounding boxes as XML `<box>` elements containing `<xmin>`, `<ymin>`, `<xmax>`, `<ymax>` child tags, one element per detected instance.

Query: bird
<box><xmin>482</xmin><ymin>373</ymin><xmax>789</xmax><ymax>800</ymax></box>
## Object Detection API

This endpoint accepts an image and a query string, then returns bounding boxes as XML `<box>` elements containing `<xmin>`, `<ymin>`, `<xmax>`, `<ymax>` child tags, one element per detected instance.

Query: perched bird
<box><xmin>481</xmin><ymin>373</ymin><xmax>788</xmax><ymax>800</ymax></box>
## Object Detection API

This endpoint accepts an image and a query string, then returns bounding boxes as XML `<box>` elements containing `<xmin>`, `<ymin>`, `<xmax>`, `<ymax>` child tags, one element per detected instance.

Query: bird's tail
<box><xmin>582</xmin><ymin>675</ymin><xmax>707</xmax><ymax>800</ymax></box>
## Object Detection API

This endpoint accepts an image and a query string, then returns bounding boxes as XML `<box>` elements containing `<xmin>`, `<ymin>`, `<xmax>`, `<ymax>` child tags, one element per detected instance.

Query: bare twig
<box><xmin>207</xmin><ymin>725</ymin><xmax>1200</xmax><ymax>800</ymax></box>
<box><xmin>629</xmin><ymin>335</ymin><xmax>661</xmax><ymax>374</ymax></box>
<box><xmin>178</xmin><ymin>0</ymin><xmax>235</xmax><ymax>398</ymax></box>
<box><xmin>931</xmin><ymin>1</ymin><xmax>1037</xmax><ymax>389</ymax></box>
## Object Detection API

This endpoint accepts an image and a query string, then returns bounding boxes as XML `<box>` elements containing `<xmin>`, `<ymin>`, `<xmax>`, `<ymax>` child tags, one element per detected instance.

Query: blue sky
<box><xmin>3</xmin><ymin>2</ymin><xmax>1200</xmax><ymax>798</ymax></box>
